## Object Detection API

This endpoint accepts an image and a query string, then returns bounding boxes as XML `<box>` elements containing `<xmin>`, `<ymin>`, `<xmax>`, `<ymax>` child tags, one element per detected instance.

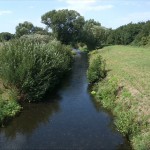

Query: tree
<box><xmin>41</xmin><ymin>9</ymin><xmax>85</xmax><ymax>44</ymax></box>
<box><xmin>15</xmin><ymin>21</ymin><xmax>49</xmax><ymax>38</ymax></box>
<box><xmin>0</xmin><ymin>32</ymin><xmax>14</xmax><ymax>42</ymax></box>
<box><xmin>16</xmin><ymin>21</ymin><xmax>34</xmax><ymax>37</ymax></box>
<box><xmin>107</xmin><ymin>22</ymin><xmax>145</xmax><ymax>45</ymax></box>
<box><xmin>82</xmin><ymin>19</ymin><xmax>106</xmax><ymax>50</ymax></box>
<box><xmin>33</xmin><ymin>26</ymin><xmax>49</xmax><ymax>35</ymax></box>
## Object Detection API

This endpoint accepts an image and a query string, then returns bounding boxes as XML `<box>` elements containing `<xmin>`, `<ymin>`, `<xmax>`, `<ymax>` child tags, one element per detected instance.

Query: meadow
<box><xmin>88</xmin><ymin>45</ymin><xmax>150</xmax><ymax>149</ymax></box>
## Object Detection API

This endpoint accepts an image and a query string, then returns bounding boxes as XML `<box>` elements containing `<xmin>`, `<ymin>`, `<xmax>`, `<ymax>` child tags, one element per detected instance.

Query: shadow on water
<box><xmin>0</xmin><ymin>95</ymin><xmax>61</xmax><ymax>139</ymax></box>
<box><xmin>0</xmin><ymin>51</ymin><xmax>131</xmax><ymax>150</ymax></box>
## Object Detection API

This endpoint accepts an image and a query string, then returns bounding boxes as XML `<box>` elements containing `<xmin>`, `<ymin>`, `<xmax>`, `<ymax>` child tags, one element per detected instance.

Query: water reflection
<box><xmin>0</xmin><ymin>95</ymin><xmax>61</xmax><ymax>139</ymax></box>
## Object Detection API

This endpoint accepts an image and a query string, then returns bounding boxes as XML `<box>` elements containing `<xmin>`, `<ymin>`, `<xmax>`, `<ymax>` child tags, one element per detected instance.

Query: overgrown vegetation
<box><xmin>0</xmin><ymin>39</ymin><xmax>72</xmax><ymax>102</ymax></box>
<box><xmin>87</xmin><ymin>51</ymin><xmax>106</xmax><ymax>83</ymax></box>
<box><xmin>88</xmin><ymin>46</ymin><xmax>150</xmax><ymax>150</ymax></box>
<box><xmin>0</xmin><ymin>38</ymin><xmax>72</xmax><ymax>125</ymax></box>
<box><xmin>0</xmin><ymin>32</ymin><xmax>14</xmax><ymax>42</ymax></box>
<box><xmin>107</xmin><ymin>21</ymin><xmax>150</xmax><ymax>46</ymax></box>
<box><xmin>0</xmin><ymin>80</ymin><xmax>21</xmax><ymax>126</ymax></box>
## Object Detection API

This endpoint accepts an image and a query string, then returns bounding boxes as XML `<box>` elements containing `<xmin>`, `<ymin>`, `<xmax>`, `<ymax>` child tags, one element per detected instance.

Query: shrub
<box><xmin>87</xmin><ymin>53</ymin><xmax>106</xmax><ymax>83</ymax></box>
<box><xmin>0</xmin><ymin>39</ymin><xmax>72</xmax><ymax>101</ymax></box>
<box><xmin>96</xmin><ymin>77</ymin><xmax>118</xmax><ymax>109</ymax></box>
<box><xmin>0</xmin><ymin>100</ymin><xmax>21</xmax><ymax>125</ymax></box>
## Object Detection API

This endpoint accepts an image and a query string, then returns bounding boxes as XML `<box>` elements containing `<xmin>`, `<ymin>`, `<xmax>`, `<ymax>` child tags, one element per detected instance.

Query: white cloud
<box><xmin>0</xmin><ymin>10</ymin><xmax>12</xmax><ymax>16</ymax></box>
<box><xmin>58</xmin><ymin>0</ymin><xmax>113</xmax><ymax>14</ymax></box>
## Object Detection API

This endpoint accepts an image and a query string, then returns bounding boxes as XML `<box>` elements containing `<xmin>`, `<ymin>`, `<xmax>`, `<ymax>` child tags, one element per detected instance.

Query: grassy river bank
<box><xmin>88</xmin><ymin>45</ymin><xmax>150</xmax><ymax>150</ymax></box>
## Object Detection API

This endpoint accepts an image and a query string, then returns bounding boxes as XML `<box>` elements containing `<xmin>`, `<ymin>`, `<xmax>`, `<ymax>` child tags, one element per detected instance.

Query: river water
<box><xmin>0</xmin><ymin>52</ymin><xmax>131</xmax><ymax>150</ymax></box>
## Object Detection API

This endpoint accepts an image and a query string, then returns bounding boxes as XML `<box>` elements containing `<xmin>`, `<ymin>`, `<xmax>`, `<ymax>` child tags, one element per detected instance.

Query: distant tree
<box><xmin>15</xmin><ymin>21</ymin><xmax>49</xmax><ymax>37</ymax></box>
<box><xmin>107</xmin><ymin>22</ymin><xmax>145</xmax><ymax>45</ymax></box>
<box><xmin>41</xmin><ymin>9</ymin><xmax>85</xmax><ymax>44</ymax></box>
<box><xmin>0</xmin><ymin>32</ymin><xmax>14</xmax><ymax>42</ymax></box>
<box><xmin>134</xmin><ymin>21</ymin><xmax>150</xmax><ymax>45</ymax></box>
<box><xmin>16</xmin><ymin>21</ymin><xmax>34</xmax><ymax>37</ymax></box>
<box><xmin>82</xmin><ymin>19</ymin><xmax>106</xmax><ymax>50</ymax></box>
<box><xmin>33</xmin><ymin>26</ymin><xmax>49</xmax><ymax>35</ymax></box>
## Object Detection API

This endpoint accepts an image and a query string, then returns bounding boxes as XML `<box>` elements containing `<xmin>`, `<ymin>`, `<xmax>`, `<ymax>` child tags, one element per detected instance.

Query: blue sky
<box><xmin>0</xmin><ymin>0</ymin><xmax>150</xmax><ymax>33</ymax></box>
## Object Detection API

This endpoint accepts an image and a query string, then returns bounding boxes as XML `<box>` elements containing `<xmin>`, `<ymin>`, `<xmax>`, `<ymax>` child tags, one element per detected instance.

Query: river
<box><xmin>0</xmin><ymin>52</ymin><xmax>131</xmax><ymax>150</ymax></box>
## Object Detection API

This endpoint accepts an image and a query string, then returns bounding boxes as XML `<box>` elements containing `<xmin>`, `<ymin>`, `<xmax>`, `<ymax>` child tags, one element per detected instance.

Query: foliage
<box><xmin>133</xmin><ymin>21</ymin><xmax>150</xmax><ymax>46</ymax></box>
<box><xmin>95</xmin><ymin>77</ymin><xmax>117</xmax><ymax>109</ymax></box>
<box><xmin>106</xmin><ymin>21</ymin><xmax>150</xmax><ymax>46</ymax></box>
<box><xmin>0</xmin><ymin>85</ymin><xmax>21</xmax><ymax>126</ymax></box>
<box><xmin>0</xmin><ymin>32</ymin><xmax>14</xmax><ymax>42</ymax></box>
<box><xmin>82</xmin><ymin>19</ymin><xmax>107</xmax><ymax>50</ymax></box>
<box><xmin>107</xmin><ymin>22</ymin><xmax>144</xmax><ymax>45</ymax></box>
<box><xmin>16</xmin><ymin>21</ymin><xmax>34</xmax><ymax>37</ymax></box>
<box><xmin>41</xmin><ymin>9</ymin><xmax>85</xmax><ymax>45</ymax></box>
<box><xmin>0</xmin><ymin>39</ymin><xmax>72</xmax><ymax>102</ymax></box>
<box><xmin>0</xmin><ymin>100</ymin><xmax>21</xmax><ymax>126</ymax></box>
<box><xmin>87</xmin><ymin>52</ymin><xmax>106</xmax><ymax>83</ymax></box>
<box><xmin>15</xmin><ymin>21</ymin><xmax>48</xmax><ymax>37</ymax></box>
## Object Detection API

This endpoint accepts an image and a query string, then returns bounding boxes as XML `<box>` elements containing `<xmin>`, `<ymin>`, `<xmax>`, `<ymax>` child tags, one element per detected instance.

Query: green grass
<box><xmin>0</xmin><ymin>79</ymin><xmax>21</xmax><ymax>126</ymax></box>
<box><xmin>90</xmin><ymin>45</ymin><xmax>150</xmax><ymax>150</ymax></box>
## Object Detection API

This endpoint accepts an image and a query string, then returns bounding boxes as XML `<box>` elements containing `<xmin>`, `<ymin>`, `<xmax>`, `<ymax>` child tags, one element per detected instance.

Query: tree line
<box><xmin>0</xmin><ymin>9</ymin><xmax>150</xmax><ymax>50</ymax></box>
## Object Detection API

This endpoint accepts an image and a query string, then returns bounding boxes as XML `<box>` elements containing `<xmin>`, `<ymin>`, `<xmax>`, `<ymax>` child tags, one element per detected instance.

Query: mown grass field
<box><xmin>94</xmin><ymin>45</ymin><xmax>150</xmax><ymax>149</ymax></box>
<box><xmin>99</xmin><ymin>45</ymin><xmax>150</xmax><ymax>119</ymax></box>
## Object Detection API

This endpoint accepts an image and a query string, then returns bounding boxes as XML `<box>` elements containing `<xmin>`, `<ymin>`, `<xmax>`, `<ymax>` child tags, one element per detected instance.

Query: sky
<box><xmin>0</xmin><ymin>0</ymin><xmax>150</xmax><ymax>33</ymax></box>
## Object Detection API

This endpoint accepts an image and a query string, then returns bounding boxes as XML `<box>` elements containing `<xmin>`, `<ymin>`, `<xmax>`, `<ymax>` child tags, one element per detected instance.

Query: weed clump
<box><xmin>87</xmin><ymin>52</ymin><xmax>106</xmax><ymax>83</ymax></box>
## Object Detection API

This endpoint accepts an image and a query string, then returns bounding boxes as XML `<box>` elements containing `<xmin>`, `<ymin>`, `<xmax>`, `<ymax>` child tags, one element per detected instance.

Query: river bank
<box><xmin>0</xmin><ymin>52</ymin><xmax>130</xmax><ymax>149</ymax></box>
<box><xmin>0</xmin><ymin>39</ymin><xmax>73</xmax><ymax>126</ymax></box>
<box><xmin>88</xmin><ymin>45</ymin><xmax>150</xmax><ymax>150</ymax></box>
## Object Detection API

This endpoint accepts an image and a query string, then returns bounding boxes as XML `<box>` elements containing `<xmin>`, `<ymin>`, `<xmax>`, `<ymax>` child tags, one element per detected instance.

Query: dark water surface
<box><xmin>0</xmin><ymin>52</ymin><xmax>131</xmax><ymax>150</ymax></box>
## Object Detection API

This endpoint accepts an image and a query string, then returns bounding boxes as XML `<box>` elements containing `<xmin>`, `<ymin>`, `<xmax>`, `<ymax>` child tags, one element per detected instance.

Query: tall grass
<box><xmin>0</xmin><ymin>39</ymin><xmax>72</xmax><ymax>102</ymax></box>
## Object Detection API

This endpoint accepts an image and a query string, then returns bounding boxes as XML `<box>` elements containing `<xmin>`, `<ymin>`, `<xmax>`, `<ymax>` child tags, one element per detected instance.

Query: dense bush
<box><xmin>87</xmin><ymin>52</ymin><xmax>106</xmax><ymax>83</ymax></box>
<box><xmin>0</xmin><ymin>32</ymin><xmax>14</xmax><ymax>42</ymax></box>
<box><xmin>0</xmin><ymin>39</ymin><xmax>72</xmax><ymax>101</ymax></box>
<box><xmin>0</xmin><ymin>100</ymin><xmax>21</xmax><ymax>125</ymax></box>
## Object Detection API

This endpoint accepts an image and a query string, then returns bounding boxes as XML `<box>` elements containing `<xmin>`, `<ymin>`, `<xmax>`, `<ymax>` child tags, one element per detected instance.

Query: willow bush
<box><xmin>0</xmin><ymin>39</ymin><xmax>72</xmax><ymax>102</ymax></box>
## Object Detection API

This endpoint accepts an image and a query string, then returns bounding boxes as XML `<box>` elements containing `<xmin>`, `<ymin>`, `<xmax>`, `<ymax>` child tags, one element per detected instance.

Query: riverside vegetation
<box><xmin>0</xmin><ymin>39</ymin><xmax>72</xmax><ymax>126</ymax></box>
<box><xmin>87</xmin><ymin>45</ymin><xmax>150</xmax><ymax>150</ymax></box>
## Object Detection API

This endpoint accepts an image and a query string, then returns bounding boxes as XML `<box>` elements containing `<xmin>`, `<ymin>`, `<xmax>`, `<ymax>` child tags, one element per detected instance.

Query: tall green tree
<box><xmin>82</xmin><ymin>19</ymin><xmax>106</xmax><ymax>50</ymax></box>
<box><xmin>16</xmin><ymin>21</ymin><xmax>34</xmax><ymax>37</ymax></box>
<box><xmin>0</xmin><ymin>32</ymin><xmax>14</xmax><ymax>42</ymax></box>
<box><xmin>15</xmin><ymin>21</ymin><xmax>49</xmax><ymax>38</ymax></box>
<box><xmin>41</xmin><ymin>9</ymin><xmax>85</xmax><ymax>44</ymax></box>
